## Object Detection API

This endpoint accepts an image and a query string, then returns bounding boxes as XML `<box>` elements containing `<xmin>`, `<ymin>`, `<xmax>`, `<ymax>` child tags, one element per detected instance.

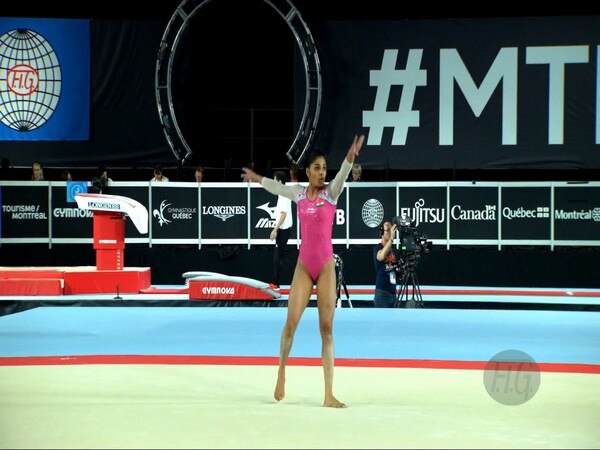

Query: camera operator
<box><xmin>373</xmin><ymin>220</ymin><xmax>400</xmax><ymax>308</ymax></box>
<box><xmin>91</xmin><ymin>165</ymin><xmax>112</xmax><ymax>194</ymax></box>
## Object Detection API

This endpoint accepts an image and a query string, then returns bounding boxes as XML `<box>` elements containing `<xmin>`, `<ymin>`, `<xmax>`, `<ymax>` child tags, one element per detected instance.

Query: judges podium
<box><xmin>75</xmin><ymin>193</ymin><xmax>148</xmax><ymax>270</ymax></box>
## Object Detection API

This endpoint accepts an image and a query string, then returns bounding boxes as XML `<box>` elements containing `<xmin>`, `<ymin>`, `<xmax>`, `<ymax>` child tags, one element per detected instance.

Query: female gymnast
<box><xmin>241</xmin><ymin>134</ymin><xmax>365</xmax><ymax>408</ymax></box>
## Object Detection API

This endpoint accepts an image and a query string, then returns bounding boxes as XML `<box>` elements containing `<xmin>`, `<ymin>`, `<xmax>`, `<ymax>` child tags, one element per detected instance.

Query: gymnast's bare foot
<box><xmin>323</xmin><ymin>395</ymin><xmax>346</xmax><ymax>408</ymax></box>
<box><xmin>274</xmin><ymin>372</ymin><xmax>285</xmax><ymax>401</ymax></box>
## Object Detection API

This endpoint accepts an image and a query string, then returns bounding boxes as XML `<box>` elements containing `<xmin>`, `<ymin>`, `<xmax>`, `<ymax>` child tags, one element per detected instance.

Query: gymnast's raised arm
<box><xmin>241</xmin><ymin>167</ymin><xmax>302</xmax><ymax>202</ymax></box>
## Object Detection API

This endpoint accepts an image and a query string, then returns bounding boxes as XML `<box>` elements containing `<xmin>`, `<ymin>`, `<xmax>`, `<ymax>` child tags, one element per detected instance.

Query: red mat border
<box><xmin>1</xmin><ymin>355</ymin><xmax>598</xmax><ymax>374</ymax></box>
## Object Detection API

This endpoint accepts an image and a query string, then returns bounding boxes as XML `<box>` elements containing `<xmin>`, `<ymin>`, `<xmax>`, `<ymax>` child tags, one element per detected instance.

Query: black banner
<box><xmin>0</xmin><ymin>185</ymin><xmax>49</xmax><ymax>239</ymax></box>
<box><xmin>310</xmin><ymin>16</ymin><xmax>600</xmax><ymax>170</ymax></box>
<box><xmin>249</xmin><ymin>186</ymin><xmax>298</xmax><ymax>241</ymax></box>
<box><xmin>151</xmin><ymin>184</ymin><xmax>198</xmax><ymax>240</ymax></box>
<box><xmin>554</xmin><ymin>185</ymin><xmax>600</xmax><ymax>241</ymax></box>
<box><xmin>501</xmin><ymin>186</ymin><xmax>551</xmax><ymax>240</ymax></box>
<box><xmin>51</xmin><ymin>184</ymin><xmax>93</xmax><ymax>239</ymax></box>
<box><xmin>1</xmin><ymin>182</ymin><xmax>598</xmax><ymax>246</ymax></box>
<box><xmin>331</xmin><ymin>189</ymin><xmax>347</xmax><ymax>242</ymax></box>
<box><xmin>108</xmin><ymin>184</ymin><xmax>150</xmax><ymax>240</ymax></box>
<box><xmin>449</xmin><ymin>185</ymin><xmax>498</xmax><ymax>240</ymax></box>
<box><xmin>200</xmin><ymin>185</ymin><xmax>247</xmax><ymax>241</ymax></box>
<box><xmin>347</xmin><ymin>185</ymin><xmax>396</xmax><ymax>240</ymax></box>
<box><xmin>397</xmin><ymin>185</ymin><xmax>447</xmax><ymax>240</ymax></box>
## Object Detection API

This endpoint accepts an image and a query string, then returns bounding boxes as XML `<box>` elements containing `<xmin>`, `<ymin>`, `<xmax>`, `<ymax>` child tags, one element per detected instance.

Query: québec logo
<box><xmin>153</xmin><ymin>200</ymin><xmax>172</xmax><ymax>226</ymax></box>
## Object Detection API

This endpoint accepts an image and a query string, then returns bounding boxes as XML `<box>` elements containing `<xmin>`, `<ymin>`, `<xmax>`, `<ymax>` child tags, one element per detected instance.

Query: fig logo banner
<box><xmin>0</xmin><ymin>18</ymin><xmax>90</xmax><ymax>141</ymax></box>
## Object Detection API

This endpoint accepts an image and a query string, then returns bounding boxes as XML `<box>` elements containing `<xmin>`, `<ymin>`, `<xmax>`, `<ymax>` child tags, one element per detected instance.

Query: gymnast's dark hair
<box><xmin>305</xmin><ymin>150</ymin><xmax>327</xmax><ymax>167</ymax></box>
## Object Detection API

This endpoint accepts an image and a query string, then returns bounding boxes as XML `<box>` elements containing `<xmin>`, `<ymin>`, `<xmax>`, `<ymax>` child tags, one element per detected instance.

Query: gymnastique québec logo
<box><xmin>483</xmin><ymin>349</ymin><xmax>540</xmax><ymax>405</ymax></box>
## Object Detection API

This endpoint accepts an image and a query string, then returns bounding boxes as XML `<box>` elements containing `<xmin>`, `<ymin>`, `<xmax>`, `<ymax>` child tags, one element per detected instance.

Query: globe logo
<box><xmin>362</xmin><ymin>198</ymin><xmax>384</xmax><ymax>228</ymax></box>
<box><xmin>0</xmin><ymin>29</ymin><xmax>61</xmax><ymax>131</ymax></box>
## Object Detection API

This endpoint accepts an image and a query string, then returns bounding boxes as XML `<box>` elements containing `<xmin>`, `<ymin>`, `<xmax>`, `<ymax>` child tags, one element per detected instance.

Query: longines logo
<box><xmin>89</xmin><ymin>201</ymin><xmax>120</xmax><ymax>210</ymax></box>
<box><xmin>202</xmin><ymin>205</ymin><xmax>246</xmax><ymax>221</ymax></box>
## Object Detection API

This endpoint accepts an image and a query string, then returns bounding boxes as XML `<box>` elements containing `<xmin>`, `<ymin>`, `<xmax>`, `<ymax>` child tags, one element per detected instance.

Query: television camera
<box><xmin>390</xmin><ymin>215</ymin><xmax>433</xmax><ymax>308</ymax></box>
<box><xmin>392</xmin><ymin>215</ymin><xmax>432</xmax><ymax>259</ymax></box>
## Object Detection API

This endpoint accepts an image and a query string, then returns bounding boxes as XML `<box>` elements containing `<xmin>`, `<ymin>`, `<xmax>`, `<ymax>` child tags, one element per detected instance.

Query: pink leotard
<box><xmin>295</xmin><ymin>187</ymin><xmax>337</xmax><ymax>281</ymax></box>
<box><xmin>261</xmin><ymin>158</ymin><xmax>353</xmax><ymax>282</ymax></box>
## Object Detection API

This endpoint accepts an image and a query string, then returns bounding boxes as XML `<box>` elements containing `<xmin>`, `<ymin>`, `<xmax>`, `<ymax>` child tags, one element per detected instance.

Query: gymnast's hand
<box><xmin>241</xmin><ymin>167</ymin><xmax>262</xmax><ymax>183</ymax></box>
<box><xmin>346</xmin><ymin>134</ymin><xmax>365</xmax><ymax>163</ymax></box>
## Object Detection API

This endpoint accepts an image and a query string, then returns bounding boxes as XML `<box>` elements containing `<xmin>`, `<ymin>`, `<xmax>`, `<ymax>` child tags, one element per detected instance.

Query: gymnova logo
<box><xmin>202</xmin><ymin>286</ymin><xmax>235</xmax><ymax>295</ymax></box>
<box><xmin>53</xmin><ymin>208</ymin><xmax>93</xmax><ymax>218</ymax></box>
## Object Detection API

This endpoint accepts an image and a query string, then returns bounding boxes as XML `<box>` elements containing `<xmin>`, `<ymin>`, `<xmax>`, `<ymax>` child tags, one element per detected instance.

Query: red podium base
<box><xmin>96</xmin><ymin>249</ymin><xmax>124</xmax><ymax>271</ymax></box>
<box><xmin>64</xmin><ymin>267</ymin><xmax>151</xmax><ymax>295</ymax></box>
<box><xmin>0</xmin><ymin>266</ymin><xmax>151</xmax><ymax>296</ymax></box>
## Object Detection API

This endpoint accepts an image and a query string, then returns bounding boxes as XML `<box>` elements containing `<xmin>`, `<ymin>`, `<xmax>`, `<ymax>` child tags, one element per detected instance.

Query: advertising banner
<box><xmin>0</xmin><ymin>184</ymin><xmax>49</xmax><ymax>239</ymax></box>
<box><xmin>554</xmin><ymin>185</ymin><xmax>600</xmax><ymax>242</ymax></box>
<box><xmin>397</xmin><ymin>184</ymin><xmax>447</xmax><ymax>241</ymax></box>
<box><xmin>150</xmin><ymin>184</ymin><xmax>198</xmax><ymax>241</ymax></box>
<box><xmin>108</xmin><ymin>184</ymin><xmax>149</xmax><ymax>241</ymax></box>
<box><xmin>0</xmin><ymin>18</ymin><xmax>90</xmax><ymax>141</ymax></box>
<box><xmin>51</xmin><ymin>184</ymin><xmax>93</xmax><ymax>239</ymax></box>
<box><xmin>311</xmin><ymin>16</ymin><xmax>600</xmax><ymax>170</ymax></box>
<box><xmin>500</xmin><ymin>185</ymin><xmax>551</xmax><ymax>240</ymax></box>
<box><xmin>449</xmin><ymin>184</ymin><xmax>498</xmax><ymax>240</ymax></box>
<box><xmin>249</xmin><ymin>185</ymin><xmax>298</xmax><ymax>242</ymax></box>
<box><xmin>200</xmin><ymin>184</ymin><xmax>247</xmax><ymax>242</ymax></box>
<box><xmin>347</xmin><ymin>184</ymin><xmax>396</xmax><ymax>241</ymax></box>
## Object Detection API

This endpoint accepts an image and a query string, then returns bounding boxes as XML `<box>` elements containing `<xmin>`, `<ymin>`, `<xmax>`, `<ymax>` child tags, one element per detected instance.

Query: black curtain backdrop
<box><xmin>1</xmin><ymin>9</ymin><xmax>599</xmax><ymax>179</ymax></box>
<box><xmin>2</xmin><ymin>20</ymin><xmax>170</xmax><ymax>167</ymax></box>
<box><xmin>309</xmin><ymin>16</ymin><xmax>600</xmax><ymax>170</ymax></box>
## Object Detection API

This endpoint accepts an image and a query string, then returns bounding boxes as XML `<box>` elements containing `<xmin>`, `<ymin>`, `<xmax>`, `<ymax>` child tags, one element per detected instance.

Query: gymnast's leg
<box><xmin>316</xmin><ymin>258</ymin><xmax>346</xmax><ymax>408</ymax></box>
<box><xmin>274</xmin><ymin>259</ymin><xmax>313</xmax><ymax>401</ymax></box>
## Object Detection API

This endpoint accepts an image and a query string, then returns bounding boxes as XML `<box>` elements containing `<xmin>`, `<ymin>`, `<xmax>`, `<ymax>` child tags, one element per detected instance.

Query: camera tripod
<box><xmin>334</xmin><ymin>254</ymin><xmax>352</xmax><ymax>308</ymax></box>
<box><xmin>394</xmin><ymin>261</ymin><xmax>424</xmax><ymax>308</ymax></box>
